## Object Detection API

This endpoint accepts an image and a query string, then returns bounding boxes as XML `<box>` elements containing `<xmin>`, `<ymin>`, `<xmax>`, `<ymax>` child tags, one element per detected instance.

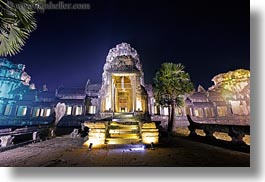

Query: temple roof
<box><xmin>0</xmin><ymin>58</ymin><xmax>25</xmax><ymax>70</ymax></box>
<box><xmin>56</xmin><ymin>87</ymin><xmax>85</xmax><ymax>96</ymax></box>
<box><xmin>106</xmin><ymin>43</ymin><xmax>139</xmax><ymax>63</ymax></box>
<box><xmin>86</xmin><ymin>84</ymin><xmax>101</xmax><ymax>91</ymax></box>
<box><xmin>101</xmin><ymin>42</ymin><xmax>145</xmax><ymax>87</ymax></box>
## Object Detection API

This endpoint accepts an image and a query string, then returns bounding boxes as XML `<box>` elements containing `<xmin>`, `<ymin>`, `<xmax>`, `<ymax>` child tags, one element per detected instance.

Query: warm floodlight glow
<box><xmin>75</xmin><ymin>106</ymin><xmax>82</xmax><ymax>115</ymax></box>
<box><xmin>83</xmin><ymin>122</ymin><xmax>106</xmax><ymax>148</ymax></box>
<box><xmin>195</xmin><ymin>129</ymin><xmax>206</xmax><ymax>136</ymax></box>
<box><xmin>142</xmin><ymin>137</ymin><xmax>158</xmax><ymax>144</ymax></box>
<box><xmin>243</xmin><ymin>135</ymin><xmax>251</xmax><ymax>145</ymax></box>
<box><xmin>105</xmin><ymin>97</ymin><xmax>111</xmax><ymax>111</ymax></box>
<box><xmin>45</xmin><ymin>108</ymin><xmax>51</xmax><ymax>117</ymax></box>
<box><xmin>211</xmin><ymin>69</ymin><xmax>250</xmax><ymax>101</ymax></box>
<box><xmin>213</xmin><ymin>132</ymin><xmax>232</xmax><ymax>142</ymax></box>
<box><xmin>66</xmin><ymin>106</ymin><xmax>72</xmax><ymax>115</ymax></box>
<box><xmin>163</xmin><ymin>106</ymin><xmax>169</xmax><ymax>116</ymax></box>
<box><xmin>83</xmin><ymin>139</ymin><xmax>102</xmax><ymax>148</ymax></box>
<box><xmin>141</xmin><ymin>122</ymin><xmax>159</xmax><ymax>144</ymax></box>
<box><xmin>136</xmin><ymin>98</ymin><xmax>142</xmax><ymax>111</ymax></box>
<box><xmin>88</xmin><ymin>143</ymin><xmax>93</xmax><ymax>151</ymax></box>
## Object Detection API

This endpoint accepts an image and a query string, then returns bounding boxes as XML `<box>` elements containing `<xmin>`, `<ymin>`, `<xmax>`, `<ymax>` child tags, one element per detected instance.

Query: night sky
<box><xmin>8</xmin><ymin>0</ymin><xmax>249</xmax><ymax>91</ymax></box>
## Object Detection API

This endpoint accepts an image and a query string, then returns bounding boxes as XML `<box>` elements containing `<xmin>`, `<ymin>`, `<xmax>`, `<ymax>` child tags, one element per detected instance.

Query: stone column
<box><xmin>107</xmin><ymin>73</ymin><xmax>112</xmax><ymax>111</ymax></box>
<box><xmin>131</xmin><ymin>75</ymin><xmax>136</xmax><ymax>112</ymax></box>
<box><xmin>111</xmin><ymin>76</ymin><xmax>115</xmax><ymax>112</ymax></box>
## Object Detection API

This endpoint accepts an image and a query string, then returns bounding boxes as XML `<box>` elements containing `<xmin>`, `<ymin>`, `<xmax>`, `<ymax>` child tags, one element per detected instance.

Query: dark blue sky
<box><xmin>8</xmin><ymin>0</ymin><xmax>249</xmax><ymax>91</ymax></box>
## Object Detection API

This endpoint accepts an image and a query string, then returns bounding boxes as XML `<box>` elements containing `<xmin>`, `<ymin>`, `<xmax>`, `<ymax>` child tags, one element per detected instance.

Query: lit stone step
<box><xmin>108</xmin><ymin>125</ymin><xmax>139</xmax><ymax>130</ymax></box>
<box><xmin>109</xmin><ymin>124</ymin><xmax>138</xmax><ymax>128</ymax></box>
<box><xmin>142</xmin><ymin>123</ymin><xmax>157</xmax><ymax>129</ymax></box>
<box><xmin>113</xmin><ymin>113</ymin><xmax>134</xmax><ymax>117</ymax></box>
<box><xmin>112</xmin><ymin>118</ymin><xmax>138</xmax><ymax>121</ymax></box>
<box><xmin>109</xmin><ymin>133</ymin><xmax>140</xmax><ymax>138</ymax></box>
<box><xmin>109</xmin><ymin>122</ymin><xmax>139</xmax><ymax>126</ymax></box>
<box><xmin>109</xmin><ymin>129</ymin><xmax>139</xmax><ymax>133</ymax></box>
<box><xmin>88</xmin><ymin>133</ymin><xmax>106</xmax><ymax>138</ymax></box>
<box><xmin>141</xmin><ymin>128</ymin><xmax>159</xmax><ymax>132</ymax></box>
<box><xmin>109</xmin><ymin>126</ymin><xmax>139</xmax><ymax>131</ymax></box>
<box><xmin>89</xmin><ymin>129</ymin><xmax>106</xmax><ymax>133</ymax></box>
<box><xmin>141</xmin><ymin>132</ymin><xmax>159</xmax><ymax>137</ymax></box>
<box><xmin>110</xmin><ymin>123</ymin><xmax>139</xmax><ymax>127</ymax></box>
<box><xmin>105</xmin><ymin>138</ymin><xmax>141</xmax><ymax>145</ymax></box>
<box><xmin>84</xmin><ymin>122</ymin><xmax>106</xmax><ymax>129</ymax></box>
<box><xmin>109</xmin><ymin>132</ymin><xmax>140</xmax><ymax>136</ymax></box>
<box><xmin>141</xmin><ymin>122</ymin><xmax>159</xmax><ymax>144</ymax></box>
<box><xmin>110</xmin><ymin>121</ymin><xmax>139</xmax><ymax>125</ymax></box>
<box><xmin>84</xmin><ymin>122</ymin><xmax>107</xmax><ymax>147</ymax></box>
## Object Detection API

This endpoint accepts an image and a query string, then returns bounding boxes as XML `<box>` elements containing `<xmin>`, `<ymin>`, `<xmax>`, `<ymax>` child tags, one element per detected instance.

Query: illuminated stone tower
<box><xmin>99</xmin><ymin>43</ymin><xmax>148</xmax><ymax>115</ymax></box>
<box><xmin>0</xmin><ymin>58</ymin><xmax>31</xmax><ymax>99</ymax></box>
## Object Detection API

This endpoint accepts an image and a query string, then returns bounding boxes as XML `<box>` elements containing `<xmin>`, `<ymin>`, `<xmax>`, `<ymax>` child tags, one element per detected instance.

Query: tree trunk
<box><xmin>171</xmin><ymin>101</ymin><xmax>176</xmax><ymax>133</ymax></box>
<box><xmin>167</xmin><ymin>105</ymin><xmax>171</xmax><ymax>132</ymax></box>
<box><xmin>167</xmin><ymin>101</ymin><xmax>175</xmax><ymax>134</ymax></box>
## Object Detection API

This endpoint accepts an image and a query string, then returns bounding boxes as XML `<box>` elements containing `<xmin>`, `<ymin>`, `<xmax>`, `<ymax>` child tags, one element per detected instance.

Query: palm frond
<box><xmin>0</xmin><ymin>0</ymin><xmax>45</xmax><ymax>56</ymax></box>
<box><xmin>153</xmin><ymin>62</ymin><xmax>194</xmax><ymax>106</ymax></box>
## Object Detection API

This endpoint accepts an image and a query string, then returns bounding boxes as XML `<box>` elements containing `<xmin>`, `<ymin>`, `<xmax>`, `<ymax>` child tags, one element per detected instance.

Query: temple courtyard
<box><xmin>0</xmin><ymin>135</ymin><xmax>249</xmax><ymax>167</ymax></box>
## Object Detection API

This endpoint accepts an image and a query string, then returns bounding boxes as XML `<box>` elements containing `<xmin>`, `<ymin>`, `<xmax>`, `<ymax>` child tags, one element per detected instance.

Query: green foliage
<box><xmin>153</xmin><ymin>62</ymin><xmax>194</xmax><ymax>107</ymax></box>
<box><xmin>0</xmin><ymin>0</ymin><xmax>45</xmax><ymax>56</ymax></box>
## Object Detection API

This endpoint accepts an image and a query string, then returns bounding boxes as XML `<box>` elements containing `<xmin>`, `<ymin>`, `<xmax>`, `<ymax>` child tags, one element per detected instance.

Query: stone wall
<box><xmin>148</xmin><ymin>69</ymin><xmax>250</xmax><ymax>130</ymax></box>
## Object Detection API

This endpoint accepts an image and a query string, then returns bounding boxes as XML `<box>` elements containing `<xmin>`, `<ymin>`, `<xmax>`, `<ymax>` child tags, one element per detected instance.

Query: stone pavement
<box><xmin>0</xmin><ymin>136</ymin><xmax>250</xmax><ymax>167</ymax></box>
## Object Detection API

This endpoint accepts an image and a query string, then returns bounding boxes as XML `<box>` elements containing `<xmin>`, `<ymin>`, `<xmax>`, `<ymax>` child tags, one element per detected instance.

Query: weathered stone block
<box><xmin>0</xmin><ymin>135</ymin><xmax>14</xmax><ymax>147</ymax></box>
<box><xmin>70</xmin><ymin>128</ymin><xmax>80</xmax><ymax>138</ymax></box>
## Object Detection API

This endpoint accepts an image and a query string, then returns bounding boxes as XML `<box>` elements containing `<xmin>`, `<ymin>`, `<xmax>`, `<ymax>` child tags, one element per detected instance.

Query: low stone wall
<box><xmin>186</xmin><ymin>115</ymin><xmax>250</xmax><ymax>145</ymax></box>
<box><xmin>152</xmin><ymin>114</ymin><xmax>250</xmax><ymax>145</ymax></box>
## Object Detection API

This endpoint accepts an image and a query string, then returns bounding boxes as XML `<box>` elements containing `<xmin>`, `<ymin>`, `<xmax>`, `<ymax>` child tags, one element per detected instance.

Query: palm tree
<box><xmin>0</xmin><ymin>0</ymin><xmax>44</xmax><ymax>56</ymax></box>
<box><xmin>153</xmin><ymin>62</ymin><xmax>194</xmax><ymax>134</ymax></box>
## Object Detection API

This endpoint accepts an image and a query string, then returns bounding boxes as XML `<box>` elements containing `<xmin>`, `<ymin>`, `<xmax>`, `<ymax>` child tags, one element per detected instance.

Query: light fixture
<box><xmin>150</xmin><ymin>142</ymin><xmax>155</xmax><ymax>150</ymax></box>
<box><xmin>88</xmin><ymin>143</ymin><xmax>93</xmax><ymax>151</ymax></box>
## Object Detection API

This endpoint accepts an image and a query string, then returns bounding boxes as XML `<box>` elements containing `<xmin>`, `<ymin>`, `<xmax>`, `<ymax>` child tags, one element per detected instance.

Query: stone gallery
<box><xmin>0</xmin><ymin>43</ymin><xmax>250</xmax><ymax>146</ymax></box>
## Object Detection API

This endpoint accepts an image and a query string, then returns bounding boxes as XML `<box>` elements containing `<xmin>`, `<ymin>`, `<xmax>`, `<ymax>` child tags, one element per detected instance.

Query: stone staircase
<box><xmin>112</xmin><ymin>112</ymin><xmax>134</xmax><ymax>119</ymax></box>
<box><xmin>83</xmin><ymin>113</ymin><xmax>159</xmax><ymax>147</ymax></box>
<box><xmin>105</xmin><ymin>113</ymin><xmax>141</xmax><ymax>145</ymax></box>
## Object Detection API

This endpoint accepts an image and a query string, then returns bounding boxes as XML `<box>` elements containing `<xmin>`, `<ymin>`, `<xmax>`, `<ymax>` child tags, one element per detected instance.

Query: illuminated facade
<box><xmin>99</xmin><ymin>43</ymin><xmax>148</xmax><ymax>116</ymax></box>
<box><xmin>0</xmin><ymin>58</ymin><xmax>31</xmax><ymax>99</ymax></box>
<box><xmin>0</xmin><ymin>44</ymin><xmax>250</xmax><ymax>138</ymax></box>
<box><xmin>150</xmin><ymin>68</ymin><xmax>250</xmax><ymax>129</ymax></box>
<box><xmin>0</xmin><ymin>58</ymin><xmax>56</xmax><ymax>126</ymax></box>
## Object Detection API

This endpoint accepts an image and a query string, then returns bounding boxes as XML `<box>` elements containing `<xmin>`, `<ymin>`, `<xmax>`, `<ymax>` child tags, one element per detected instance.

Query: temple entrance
<box><xmin>117</xmin><ymin>91</ymin><xmax>129</xmax><ymax>112</ymax></box>
<box><xmin>113</xmin><ymin>75</ymin><xmax>133</xmax><ymax>113</ymax></box>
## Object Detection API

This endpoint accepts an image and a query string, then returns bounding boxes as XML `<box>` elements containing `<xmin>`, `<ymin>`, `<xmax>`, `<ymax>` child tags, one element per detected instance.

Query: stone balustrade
<box><xmin>186</xmin><ymin>115</ymin><xmax>250</xmax><ymax>145</ymax></box>
<box><xmin>0</xmin><ymin>126</ymin><xmax>50</xmax><ymax>148</ymax></box>
<box><xmin>0</xmin><ymin>135</ymin><xmax>14</xmax><ymax>147</ymax></box>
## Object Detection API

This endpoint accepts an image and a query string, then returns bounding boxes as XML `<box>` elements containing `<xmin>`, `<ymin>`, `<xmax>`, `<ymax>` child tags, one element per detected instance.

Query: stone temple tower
<box><xmin>84</xmin><ymin>43</ymin><xmax>158</xmax><ymax>145</ymax></box>
<box><xmin>99</xmin><ymin>43</ymin><xmax>148</xmax><ymax>117</ymax></box>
